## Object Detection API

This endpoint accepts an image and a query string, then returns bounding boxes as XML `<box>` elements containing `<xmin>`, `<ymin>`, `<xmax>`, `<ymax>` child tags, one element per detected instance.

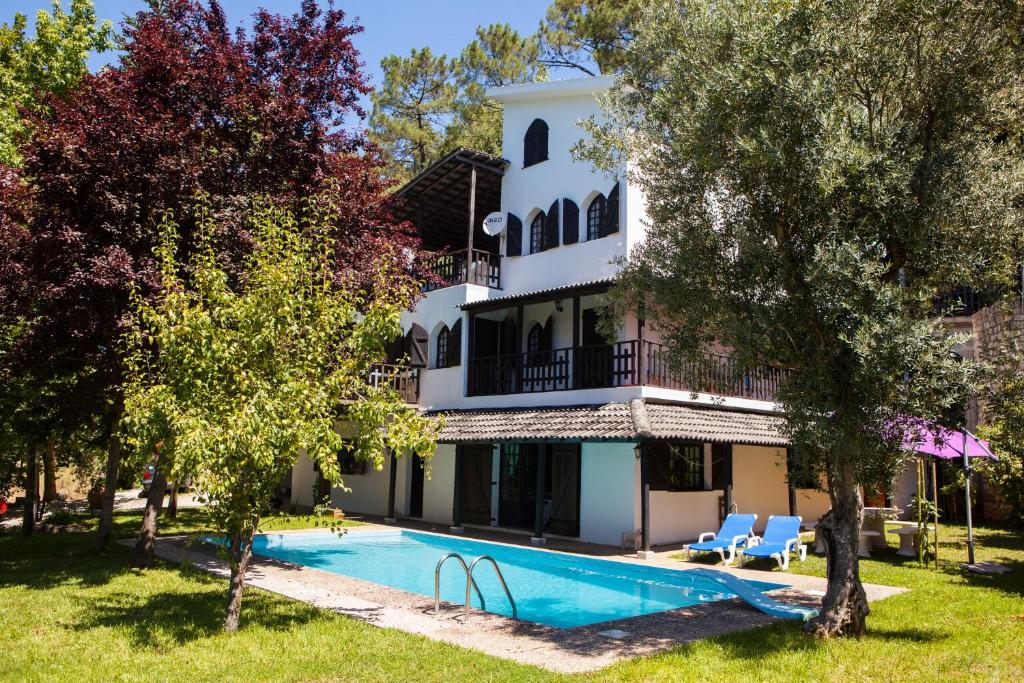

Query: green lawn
<box><xmin>2</xmin><ymin>512</ymin><xmax>1022</xmax><ymax>682</ymax></box>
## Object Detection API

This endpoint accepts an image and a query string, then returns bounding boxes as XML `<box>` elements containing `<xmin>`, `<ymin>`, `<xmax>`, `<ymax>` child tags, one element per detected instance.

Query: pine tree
<box><xmin>537</xmin><ymin>0</ymin><xmax>641</xmax><ymax>76</ymax></box>
<box><xmin>368</xmin><ymin>48</ymin><xmax>458</xmax><ymax>184</ymax></box>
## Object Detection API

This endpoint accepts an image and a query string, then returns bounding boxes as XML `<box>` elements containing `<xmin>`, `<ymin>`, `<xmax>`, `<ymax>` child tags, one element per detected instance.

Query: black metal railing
<box><xmin>422</xmin><ymin>248</ymin><xmax>501</xmax><ymax>291</ymax></box>
<box><xmin>366</xmin><ymin>363</ymin><xmax>420</xmax><ymax>403</ymax></box>
<box><xmin>642</xmin><ymin>342</ymin><xmax>784</xmax><ymax>402</ymax></box>
<box><xmin>467</xmin><ymin>340</ymin><xmax>783</xmax><ymax>400</ymax></box>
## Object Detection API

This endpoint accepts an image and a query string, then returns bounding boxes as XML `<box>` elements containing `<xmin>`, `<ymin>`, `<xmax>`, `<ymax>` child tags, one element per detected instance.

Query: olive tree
<box><xmin>582</xmin><ymin>0</ymin><xmax>1023</xmax><ymax>637</ymax></box>
<box><xmin>123</xmin><ymin>200</ymin><xmax>438</xmax><ymax>631</ymax></box>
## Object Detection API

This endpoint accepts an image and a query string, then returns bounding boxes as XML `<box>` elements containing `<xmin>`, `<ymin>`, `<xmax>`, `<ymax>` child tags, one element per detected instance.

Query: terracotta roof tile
<box><xmin>429</xmin><ymin>401</ymin><xmax>786</xmax><ymax>446</ymax></box>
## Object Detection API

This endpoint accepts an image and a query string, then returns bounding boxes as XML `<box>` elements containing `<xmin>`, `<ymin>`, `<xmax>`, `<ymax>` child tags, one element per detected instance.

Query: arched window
<box><xmin>586</xmin><ymin>194</ymin><xmax>606</xmax><ymax>241</ymax></box>
<box><xmin>448</xmin><ymin>319</ymin><xmax>462</xmax><ymax>367</ymax></box>
<box><xmin>435</xmin><ymin>325</ymin><xmax>449</xmax><ymax>369</ymax></box>
<box><xmin>527</xmin><ymin>322</ymin><xmax>545</xmax><ymax>354</ymax></box>
<box><xmin>523</xmin><ymin>118</ymin><xmax>549</xmax><ymax>167</ymax></box>
<box><xmin>530</xmin><ymin>211</ymin><xmax>546</xmax><ymax>254</ymax></box>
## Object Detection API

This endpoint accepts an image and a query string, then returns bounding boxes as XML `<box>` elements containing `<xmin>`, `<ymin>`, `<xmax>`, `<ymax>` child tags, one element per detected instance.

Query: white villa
<box><xmin>291</xmin><ymin>76</ymin><xmax>830</xmax><ymax>555</ymax></box>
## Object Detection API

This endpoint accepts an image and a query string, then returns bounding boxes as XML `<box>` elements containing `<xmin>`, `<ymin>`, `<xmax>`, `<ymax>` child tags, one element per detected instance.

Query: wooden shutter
<box><xmin>545</xmin><ymin>200</ymin><xmax>560</xmax><ymax>250</ymax></box>
<box><xmin>448</xmin><ymin>319</ymin><xmax>462</xmax><ymax>367</ymax></box>
<box><xmin>562</xmin><ymin>198</ymin><xmax>579</xmax><ymax>244</ymax></box>
<box><xmin>542</xmin><ymin>316</ymin><xmax>553</xmax><ymax>351</ymax></box>
<box><xmin>600</xmin><ymin>181</ymin><xmax>620</xmax><ymax>237</ymax></box>
<box><xmin>406</xmin><ymin>324</ymin><xmax>429</xmax><ymax>368</ymax></box>
<box><xmin>506</xmin><ymin>212</ymin><xmax>522</xmax><ymax>256</ymax></box>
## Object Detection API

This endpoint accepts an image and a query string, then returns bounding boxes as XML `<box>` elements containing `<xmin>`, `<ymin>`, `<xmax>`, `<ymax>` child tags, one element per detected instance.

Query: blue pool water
<box><xmin>249</xmin><ymin>530</ymin><xmax>783</xmax><ymax>629</ymax></box>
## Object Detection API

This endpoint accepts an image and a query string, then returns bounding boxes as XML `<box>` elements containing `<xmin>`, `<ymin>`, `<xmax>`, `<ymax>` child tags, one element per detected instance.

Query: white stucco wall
<box><xmin>290</xmin><ymin>451</ymin><xmax>315</xmax><ymax>510</ymax></box>
<box><xmin>579</xmin><ymin>441</ymin><xmax>638</xmax><ymax>546</ymax></box>
<box><xmin>422</xmin><ymin>444</ymin><xmax>456</xmax><ymax>525</ymax></box>
<box><xmin>650</xmin><ymin>490</ymin><xmax>723</xmax><ymax>545</ymax></box>
<box><xmin>730</xmin><ymin>445</ymin><xmax>791</xmax><ymax>532</ymax></box>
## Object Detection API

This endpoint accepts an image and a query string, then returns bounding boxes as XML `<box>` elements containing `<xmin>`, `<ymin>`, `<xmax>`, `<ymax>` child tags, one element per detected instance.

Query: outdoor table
<box><xmin>862</xmin><ymin>507</ymin><xmax>902</xmax><ymax>548</ymax></box>
<box><xmin>858</xmin><ymin>530</ymin><xmax>881</xmax><ymax>558</ymax></box>
<box><xmin>889</xmin><ymin>526</ymin><xmax>932</xmax><ymax>557</ymax></box>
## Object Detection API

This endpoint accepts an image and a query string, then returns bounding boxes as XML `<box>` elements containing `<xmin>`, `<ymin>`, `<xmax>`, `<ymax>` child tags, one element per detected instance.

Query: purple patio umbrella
<box><xmin>902</xmin><ymin>424</ymin><xmax>997</xmax><ymax>460</ymax></box>
<box><xmin>901</xmin><ymin>421</ymin><xmax>996</xmax><ymax>564</ymax></box>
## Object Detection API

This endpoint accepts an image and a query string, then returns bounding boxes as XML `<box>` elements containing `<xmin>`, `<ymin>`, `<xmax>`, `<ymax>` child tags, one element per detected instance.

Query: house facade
<box><xmin>291</xmin><ymin>76</ymin><xmax>830</xmax><ymax>553</ymax></box>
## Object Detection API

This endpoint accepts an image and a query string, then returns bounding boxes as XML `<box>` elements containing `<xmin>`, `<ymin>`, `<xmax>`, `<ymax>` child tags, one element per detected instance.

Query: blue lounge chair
<box><xmin>741</xmin><ymin>515</ymin><xmax>806</xmax><ymax>570</ymax></box>
<box><xmin>685</xmin><ymin>513</ymin><xmax>757</xmax><ymax>565</ymax></box>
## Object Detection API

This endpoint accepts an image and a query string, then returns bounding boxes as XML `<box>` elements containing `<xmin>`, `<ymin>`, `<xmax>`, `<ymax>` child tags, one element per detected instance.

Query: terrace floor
<box><xmin>150</xmin><ymin>519</ymin><xmax>905</xmax><ymax>673</ymax></box>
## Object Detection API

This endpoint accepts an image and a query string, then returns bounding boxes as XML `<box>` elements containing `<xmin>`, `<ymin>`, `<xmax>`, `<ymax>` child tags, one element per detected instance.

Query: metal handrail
<box><xmin>466</xmin><ymin>555</ymin><xmax>517</xmax><ymax>621</ymax></box>
<box><xmin>434</xmin><ymin>552</ymin><xmax>485</xmax><ymax>615</ymax></box>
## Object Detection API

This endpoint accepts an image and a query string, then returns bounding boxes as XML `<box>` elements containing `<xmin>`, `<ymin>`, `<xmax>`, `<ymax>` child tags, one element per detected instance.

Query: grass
<box><xmin>50</xmin><ymin>506</ymin><xmax>365</xmax><ymax>539</ymax></box>
<box><xmin>1</xmin><ymin>511</ymin><xmax>1022</xmax><ymax>682</ymax></box>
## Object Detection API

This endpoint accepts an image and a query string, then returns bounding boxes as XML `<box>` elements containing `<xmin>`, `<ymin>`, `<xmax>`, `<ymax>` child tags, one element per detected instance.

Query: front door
<box><xmin>460</xmin><ymin>445</ymin><xmax>493</xmax><ymax>525</ymax></box>
<box><xmin>578</xmin><ymin>308</ymin><xmax>612</xmax><ymax>388</ymax></box>
<box><xmin>498</xmin><ymin>443</ymin><xmax>581</xmax><ymax>536</ymax></box>
<box><xmin>409</xmin><ymin>454</ymin><xmax>425</xmax><ymax>518</ymax></box>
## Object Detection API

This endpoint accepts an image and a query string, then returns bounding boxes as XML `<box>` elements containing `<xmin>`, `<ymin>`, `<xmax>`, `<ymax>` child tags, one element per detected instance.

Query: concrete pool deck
<box><xmin>149</xmin><ymin>521</ymin><xmax>906</xmax><ymax>674</ymax></box>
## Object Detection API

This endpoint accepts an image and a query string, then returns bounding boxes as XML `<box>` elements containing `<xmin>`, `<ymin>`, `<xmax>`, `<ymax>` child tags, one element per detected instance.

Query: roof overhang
<box><xmin>394</xmin><ymin>147</ymin><xmax>507</xmax><ymax>252</ymax></box>
<box><xmin>428</xmin><ymin>401</ymin><xmax>787</xmax><ymax>447</ymax></box>
<box><xmin>461</xmin><ymin>278</ymin><xmax>614</xmax><ymax>314</ymax></box>
<box><xmin>486</xmin><ymin>75</ymin><xmax>616</xmax><ymax>103</ymax></box>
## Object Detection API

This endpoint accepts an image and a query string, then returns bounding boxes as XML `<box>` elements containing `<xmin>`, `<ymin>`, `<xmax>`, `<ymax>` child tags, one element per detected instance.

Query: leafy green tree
<box><xmin>979</xmin><ymin>347</ymin><xmax>1024</xmax><ymax>525</ymax></box>
<box><xmin>443</xmin><ymin>23</ymin><xmax>547</xmax><ymax>155</ymax></box>
<box><xmin>123</xmin><ymin>199</ymin><xmax>438</xmax><ymax>631</ymax></box>
<box><xmin>536</xmin><ymin>0</ymin><xmax>641</xmax><ymax>76</ymax></box>
<box><xmin>369</xmin><ymin>47</ymin><xmax>458</xmax><ymax>183</ymax></box>
<box><xmin>371</xmin><ymin>25</ymin><xmax>544</xmax><ymax>182</ymax></box>
<box><xmin>583</xmin><ymin>0</ymin><xmax>1022</xmax><ymax>637</ymax></box>
<box><xmin>0</xmin><ymin>0</ymin><xmax>113</xmax><ymax>166</ymax></box>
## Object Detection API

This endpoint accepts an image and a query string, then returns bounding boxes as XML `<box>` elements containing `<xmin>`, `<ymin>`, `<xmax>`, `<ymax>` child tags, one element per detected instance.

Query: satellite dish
<box><xmin>482</xmin><ymin>211</ymin><xmax>506</xmax><ymax>236</ymax></box>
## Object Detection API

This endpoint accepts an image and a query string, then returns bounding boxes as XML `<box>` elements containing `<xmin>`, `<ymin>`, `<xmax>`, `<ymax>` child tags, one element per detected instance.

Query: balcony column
<box><xmin>515</xmin><ymin>302</ymin><xmax>524</xmax><ymax>394</ymax></box>
<box><xmin>638</xmin><ymin>442</ymin><xmax>653</xmax><ymax>559</ymax></box>
<box><xmin>532</xmin><ymin>446</ymin><xmax>546</xmax><ymax>545</ymax></box>
<box><xmin>451</xmin><ymin>446</ymin><xmax>464</xmax><ymax>533</ymax></box>
<box><xmin>385</xmin><ymin>450</ymin><xmax>397</xmax><ymax>523</ymax></box>
<box><xmin>466</xmin><ymin>165</ymin><xmax>477</xmax><ymax>255</ymax></box>
<box><xmin>571</xmin><ymin>296</ymin><xmax>580</xmax><ymax>387</ymax></box>
<box><xmin>637</xmin><ymin>303</ymin><xmax>645</xmax><ymax>385</ymax></box>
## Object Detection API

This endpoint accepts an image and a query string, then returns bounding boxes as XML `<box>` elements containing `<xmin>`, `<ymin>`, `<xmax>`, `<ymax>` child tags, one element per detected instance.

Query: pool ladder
<box><xmin>433</xmin><ymin>552</ymin><xmax>517</xmax><ymax>621</ymax></box>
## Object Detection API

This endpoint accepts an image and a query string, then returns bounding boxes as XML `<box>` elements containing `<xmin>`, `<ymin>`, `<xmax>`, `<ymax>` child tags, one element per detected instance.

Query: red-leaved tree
<box><xmin>0</xmin><ymin>0</ymin><xmax>419</xmax><ymax>551</ymax></box>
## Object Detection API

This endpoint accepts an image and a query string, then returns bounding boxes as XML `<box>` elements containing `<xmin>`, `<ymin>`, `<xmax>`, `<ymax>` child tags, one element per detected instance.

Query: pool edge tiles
<box><xmin>249</xmin><ymin>528</ymin><xmax>787</xmax><ymax>629</ymax></box>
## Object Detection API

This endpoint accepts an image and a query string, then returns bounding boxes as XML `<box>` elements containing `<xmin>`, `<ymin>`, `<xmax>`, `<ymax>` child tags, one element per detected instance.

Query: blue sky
<box><xmin>5</xmin><ymin>0</ymin><xmax>561</xmax><ymax>116</ymax></box>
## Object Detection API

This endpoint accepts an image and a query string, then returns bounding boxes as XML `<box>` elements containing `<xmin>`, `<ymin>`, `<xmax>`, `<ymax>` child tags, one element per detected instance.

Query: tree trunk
<box><xmin>42</xmin><ymin>436</ymin><xmax>58</xmax><ymax>503</ymax></box>
<box><xmin>131</xmin><ymin>468</ymin><xmax>167</xmax><ymax>568</ymax></box>
<box><xmin>22</xmin><ymin>448</ymin><xmax>38</xmax><ymax>537</ymax></box>
<box><xmin>167</xmin><ymin>482</ymin><xmax>179</xmax><ymax>519</ymax></box>
<box><xmin>96</xmin><ymin>403</ymin><xmax>123</xmax><ymax>552</ymax></box>
<box><xmin>804</xmin><ymin>466</ymin><xmax>869</xmax><ymax>638</ymax></box>
<box><xmin>223</xmin><ymin>521</ymin><xmax>257</xmax><ymax>632</ymax></box>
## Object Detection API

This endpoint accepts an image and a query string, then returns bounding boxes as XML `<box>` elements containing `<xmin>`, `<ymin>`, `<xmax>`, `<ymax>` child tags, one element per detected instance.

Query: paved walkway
<box><xmin>151</xmin><ymin>522</ymin><xmax>905</xmax><ymax>674</ymax></box>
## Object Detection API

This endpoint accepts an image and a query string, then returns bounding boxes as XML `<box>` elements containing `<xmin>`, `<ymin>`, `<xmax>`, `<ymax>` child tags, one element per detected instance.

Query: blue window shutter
<box><xmin>545</xmin><ymin>200</ymin><xmax>560</xmax><ymax>249</ymax></box>
<box><xmin>506</xmin><ymin>212</ymin><xmax>522</xmax><ymax>256</ymax></box>
<box><xmin>562</xmin><ymin>199</ymin><xmax>579</xmax><ymax>244</ymax></box>
<box><xmin>600</xmin><ymin>182</ymin><xmax>620</xmax><ymax>237</ymax></box>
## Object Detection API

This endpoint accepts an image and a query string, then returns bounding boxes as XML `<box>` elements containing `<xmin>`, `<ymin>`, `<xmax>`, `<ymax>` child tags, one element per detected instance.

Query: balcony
<box><xmin>423</xmin><ymin>248</ymin><xmax>501</xmax><ymax>291</ymax></box>
<box><xmin>366</xmin><ymin>363</ymin><xmax>420</xmax><ymax>403</ymax></box>
<box><xmin>467</xmin><ymin>340</ymin><xmax>784</xmax><ymax>401</ymax></box>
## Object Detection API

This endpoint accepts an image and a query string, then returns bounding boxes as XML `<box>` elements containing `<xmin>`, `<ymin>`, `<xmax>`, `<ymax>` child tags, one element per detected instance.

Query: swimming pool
<box><xmin>249</xmin><ymin>529</ymin><xmax>783</xmax><ymax>629</ymax></box>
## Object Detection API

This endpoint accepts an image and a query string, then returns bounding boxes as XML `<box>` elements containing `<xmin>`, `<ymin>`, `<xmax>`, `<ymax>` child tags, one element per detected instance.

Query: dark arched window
<box><xmin>523</xmin><ymin>118</ymin><xmax>549</xmax><ymax>167</ymax></box>
<box><xmin>527</xmin><ymin>322</ymin><xmax>545</xmax><ymax>354</ymax></box>
<box><xmin>586</xmin><ymin>194</ymin><xmax>606</xmax><ymax>241</ymax></box>
<box><xmin>530</xmin><ymin>211</ymin><xmax>546</xmax><ymax>254</ymax></box>
<box><xmin>448</xmin><ymin>319</ymin><xmax>461</xmax><ymax>367</ymax></box>
<box><xmin>435</xmin><ymin>325</ymin><xmax>449</xmax><ymax>369</ymax></box>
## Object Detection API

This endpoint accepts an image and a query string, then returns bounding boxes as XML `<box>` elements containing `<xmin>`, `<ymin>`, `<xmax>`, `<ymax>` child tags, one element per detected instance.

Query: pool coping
<box><xmin>147</xmin><ymin>525</ymin><xmax>907</xmax><ymax>674</ymax></box>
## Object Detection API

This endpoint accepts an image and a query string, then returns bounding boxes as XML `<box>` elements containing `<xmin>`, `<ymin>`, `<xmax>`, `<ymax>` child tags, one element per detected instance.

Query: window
<box><xmin>523</xmin><ymin>118</ymin><xmax>549</xmax><ymax>167</ymax></box>
<box><xmin>527</xmin><ymin>323</ymin><xmax>544</xmax><ymax>354</ymax></box>
<box><xmin>436</xmin><ymin>325</ymin><xmax>450</xmax><ymax>369</ymax></box>
<box><xmin>648</xmin><ymin>442</ymin><xmax>705</xmax><ymax>492</ymax></box>
<box><xmin>586</xmin><ymin>194</ymin><xmax>606</xmax><ymax>241</ymax></box>
<box><xmin>448</xmin><ymin>319</ymin><xmax>461</xmax><ymax>367</ymax></box>
<box><xmin>338</xmin><ymin>443</ymin><xmax>367</xmax><ymax>476</ymax></box>
<box><xmin>530</xmin><ymin>211</ymin><xmax>546</xmax><ymax>254</ymax></box>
